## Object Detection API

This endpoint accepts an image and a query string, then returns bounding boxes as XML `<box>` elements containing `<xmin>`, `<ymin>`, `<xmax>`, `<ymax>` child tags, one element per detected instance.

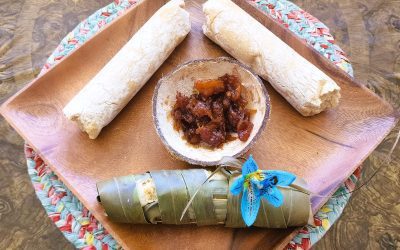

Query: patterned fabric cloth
<box><xmin>26</xmin><ymin>145</ymin><xmax>119</xmax><ymax>250</ymax></box>
<box><xmin>40</xmin><ymin>0</ymin><xmax>136</xmax><ymax>75</ymax></box>
<box><xmin>26</xmin><ymin>0</ymin><xmax>358</xmax><ymax>249</ymax></box>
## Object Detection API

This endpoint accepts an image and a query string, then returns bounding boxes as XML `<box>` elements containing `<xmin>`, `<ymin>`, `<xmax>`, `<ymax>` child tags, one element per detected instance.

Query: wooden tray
<box><xmin>1</xmin><ymin>0</ymin><xmax>398</xmax><ymax>249</ymax></box>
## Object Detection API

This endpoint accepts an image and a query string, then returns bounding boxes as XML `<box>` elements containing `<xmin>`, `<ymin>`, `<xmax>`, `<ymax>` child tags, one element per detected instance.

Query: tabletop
<box><xmin>0</xmin><ymin>0</ymin><xmax>399</xmax><ymax>249</ymax></box>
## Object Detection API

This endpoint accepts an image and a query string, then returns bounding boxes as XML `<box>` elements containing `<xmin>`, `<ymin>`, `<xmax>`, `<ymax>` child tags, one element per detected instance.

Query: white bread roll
<box><xmin>63</xmin><ymin>0</ymin><xmax>191</xmax><ymax>139</ymax></box>
<box><xmin>202</xmin><ymin>0</ymin><xmax>340</xmax><ymax>116</ymax></box>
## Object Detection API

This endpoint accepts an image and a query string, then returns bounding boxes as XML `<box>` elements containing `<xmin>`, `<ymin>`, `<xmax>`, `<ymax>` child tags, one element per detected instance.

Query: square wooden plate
<box><xmin>1</xmin><ymin>0</ymin><xmax>398</xmax><ymax>249</ymax></box>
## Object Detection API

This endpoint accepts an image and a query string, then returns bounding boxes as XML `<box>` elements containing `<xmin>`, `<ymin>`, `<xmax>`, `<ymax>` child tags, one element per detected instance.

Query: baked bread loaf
<box><xmin>202</xmin><ymin>0</ymin><xmax>340</xmax><ymax>116</ymax></box>
<box><xmin>63</xmin><ymin>0</ymin><xmax>191</xmax><ymax>139</ymax></box>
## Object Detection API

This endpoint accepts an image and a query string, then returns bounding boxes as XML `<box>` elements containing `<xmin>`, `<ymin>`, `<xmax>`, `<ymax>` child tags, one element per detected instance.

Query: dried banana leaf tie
<box><xmin>180</xmin><ymin>155</ymin><xmax>298</xmax><ymax>227</ymax></box>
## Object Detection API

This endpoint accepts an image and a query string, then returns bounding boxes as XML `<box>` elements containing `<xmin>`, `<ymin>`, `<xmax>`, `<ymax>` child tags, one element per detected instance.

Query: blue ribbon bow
<box><xmin>230</xmin><ymin>155</ymin><xmax>297</xmax><ymax>226</ymax></box>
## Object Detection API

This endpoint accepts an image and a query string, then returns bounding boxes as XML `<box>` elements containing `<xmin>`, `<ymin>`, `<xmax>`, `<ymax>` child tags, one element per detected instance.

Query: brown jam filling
<box><xmin>172</xmin><ymin>73</ymin><xmax>254</xmax><ymax>148</ymax></box>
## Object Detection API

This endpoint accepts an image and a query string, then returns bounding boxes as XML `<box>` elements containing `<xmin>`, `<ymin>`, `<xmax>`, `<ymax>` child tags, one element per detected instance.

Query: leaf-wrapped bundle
<box><xmin>97</xmin><ymin>169</ymin><xmax>311</xmax><ymax>228</ymax></box>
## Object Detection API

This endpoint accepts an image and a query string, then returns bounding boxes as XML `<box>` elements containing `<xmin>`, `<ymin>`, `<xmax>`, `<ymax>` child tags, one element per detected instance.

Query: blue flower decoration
<box><xmin>230</xmin><ymin>155</ymin><xmax>296</xmax><ymax>226</ymax></box>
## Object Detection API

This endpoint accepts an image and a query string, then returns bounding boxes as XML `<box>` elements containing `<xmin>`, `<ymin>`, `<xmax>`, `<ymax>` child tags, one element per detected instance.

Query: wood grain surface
<box><xmin>0</xmin><ymin>0</ymin><xmax>398</xmax><ymax>250</ymax></box>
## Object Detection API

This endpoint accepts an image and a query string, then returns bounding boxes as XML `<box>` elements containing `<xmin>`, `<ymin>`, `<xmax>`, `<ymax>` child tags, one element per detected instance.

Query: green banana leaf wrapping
<box><xmin>97</xmin><ymin>169</ymin><xmax>312</xmax><ymax>228</ymax></box>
